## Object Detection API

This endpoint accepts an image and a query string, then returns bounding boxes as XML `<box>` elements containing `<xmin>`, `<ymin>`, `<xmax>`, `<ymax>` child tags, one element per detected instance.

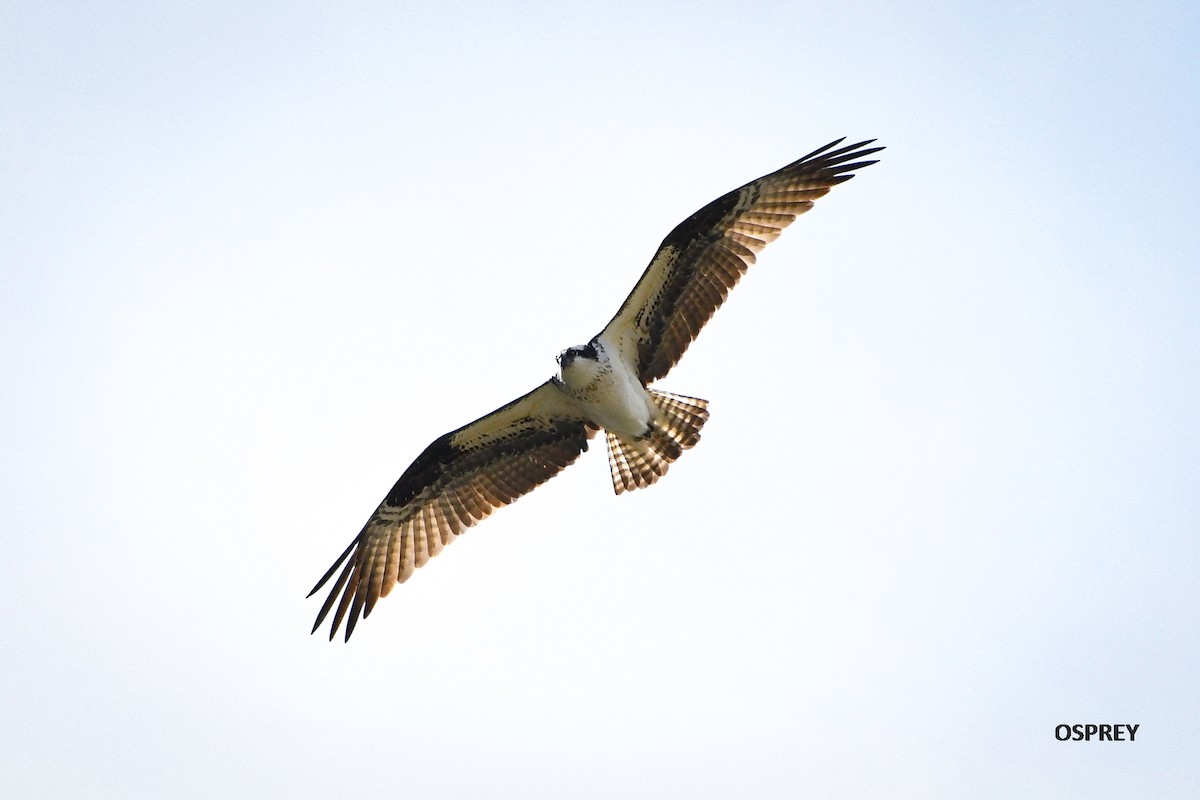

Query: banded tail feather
<box><xmin>605</xmin><ymin>390</ymin><xmax>709</xmax><ymax>494</ymax></box>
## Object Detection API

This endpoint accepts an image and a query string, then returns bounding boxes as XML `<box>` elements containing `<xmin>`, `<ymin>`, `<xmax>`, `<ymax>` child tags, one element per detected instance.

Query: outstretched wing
<box><xmin>309</xmin><ymin>380</ymin><xmax>596</xmax><ymax>641</ymax></box>
<box><xmin>602</xmin><ymin>138</ymin><xmax>883</xmax><ymax>383</ymax></box>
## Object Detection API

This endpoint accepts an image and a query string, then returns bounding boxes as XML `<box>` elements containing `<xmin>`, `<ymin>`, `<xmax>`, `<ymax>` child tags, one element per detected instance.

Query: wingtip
<box><xmin>796</xmin><ymin>137</ymin><xmax>885</xmax><ymax>168</ymax></box>
<box><xmin>828</xmin><ymin>140</ymin><xmax>885</xmax><ymax>161</ymax></box>
<box><xmin>311</xmin><ymin>618</ymin><xmax>339</xmax><ymax>642</ymax></box>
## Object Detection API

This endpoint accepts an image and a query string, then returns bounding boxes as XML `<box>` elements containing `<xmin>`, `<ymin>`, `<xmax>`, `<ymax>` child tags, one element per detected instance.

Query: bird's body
<box><xmin>556</xmin><ymin>335</ymin><xmax>654</xmax><ymax>438</ymax></box>
<box><xmin>309</xmin><ymin>138</ymin><xmax>883</xmax><ymax>640</ymax></box>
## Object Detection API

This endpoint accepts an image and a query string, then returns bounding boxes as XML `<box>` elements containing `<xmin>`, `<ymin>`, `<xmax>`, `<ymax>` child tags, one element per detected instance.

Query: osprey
<box><xmin>310</xmin><ymin>138</ymin><xmax>883</xmax><ymax>640</ymax></box>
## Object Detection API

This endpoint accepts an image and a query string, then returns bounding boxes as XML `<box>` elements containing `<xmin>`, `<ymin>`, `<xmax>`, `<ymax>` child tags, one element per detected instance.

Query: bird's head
<box><xmin>556</xmin><ymin>341</ymin><xmax>600</xmax><ymax>383</ymax></box>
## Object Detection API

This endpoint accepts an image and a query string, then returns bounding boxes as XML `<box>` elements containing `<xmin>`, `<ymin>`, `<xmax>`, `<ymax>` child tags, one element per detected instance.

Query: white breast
<box><xmin>559</xmin><ymin>336</ymin><xmax>656</xmax><ymax>437</ymax></box>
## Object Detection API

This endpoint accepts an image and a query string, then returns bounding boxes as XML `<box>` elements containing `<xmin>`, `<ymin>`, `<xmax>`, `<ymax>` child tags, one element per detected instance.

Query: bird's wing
<box><xmin>601</xmin><ymin>138</ymin><xmax>882</xmax><ymax>383</ymax></box>
<box><xmin>309</xmin><ymin>380</ymin><xmax>596</xmax><ymax>641</ymax></box>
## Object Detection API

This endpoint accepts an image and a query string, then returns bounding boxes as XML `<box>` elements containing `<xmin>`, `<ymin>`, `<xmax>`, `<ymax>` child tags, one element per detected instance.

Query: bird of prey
<box><xmin>309</xmin><ymin>137</ymin><xmax>883</xmax><ymax>640</ymax></box>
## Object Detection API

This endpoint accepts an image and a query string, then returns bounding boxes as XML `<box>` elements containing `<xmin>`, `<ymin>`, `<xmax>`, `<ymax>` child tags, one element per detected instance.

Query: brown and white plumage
<box><xmin>309</xmin><ymin>138</ymin><xmax>882</xmax><ymax>640</ymax></box>
<box><xmin>602</xmin><ymin>138</ymin><xmax>884</xmax><ymax>383</ymax></box>
<box><xmin>309</xmin><ymin>382</ymin><xmax>595</xmax><ymax>640</ymax></box>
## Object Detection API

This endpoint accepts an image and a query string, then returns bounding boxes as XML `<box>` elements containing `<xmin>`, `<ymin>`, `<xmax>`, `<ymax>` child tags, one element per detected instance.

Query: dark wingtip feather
<box><xmin>785</xmin><ymin>138</ymin><xmax>884</xmax><ymax>181</ymax></box>
<box><xmin>813</xmin><ymin>139</ymin><xmax>884</xmax><ymax>183</ymax></box>
<box><xmin>307</xmin><ymin>536</ymin><xmax>360</xmax><ymax>597</ymax></box>
<box><xmin>816</xmin><ymin>144</ymin><xmax>885</xmax><ymax>169</ymax></box>
<box><xmin>327</xmin><ymin>566</ymin><xmax>359</xmax><ymax>641</ymax></box>
<box><xmin>309</xmin><ymin>552</ymin><xmax>357</xmax><ymax>638</ymax></box>
<box><xmin>796</xmin><ymin>137</ymin><xmax>847</xmax><ymax>163</ymax></box>
<box><xmin>827</xmin><ymin>158</ymin><xmax>882</xmax><ymax>182</ymax></box>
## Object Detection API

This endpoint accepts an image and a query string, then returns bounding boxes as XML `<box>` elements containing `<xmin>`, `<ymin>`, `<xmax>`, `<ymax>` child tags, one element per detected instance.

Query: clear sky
<box><xmin>2</xmin><ymin>1</ymin><xmax>1197</xmax><ymax>797</ymax></box>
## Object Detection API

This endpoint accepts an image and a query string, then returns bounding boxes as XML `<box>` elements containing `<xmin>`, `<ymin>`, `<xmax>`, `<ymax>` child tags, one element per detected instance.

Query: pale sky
<box><xmin>2</xmin><ymin>2</ymin><xmax>1198</xmax><ymax>798</ymax></box>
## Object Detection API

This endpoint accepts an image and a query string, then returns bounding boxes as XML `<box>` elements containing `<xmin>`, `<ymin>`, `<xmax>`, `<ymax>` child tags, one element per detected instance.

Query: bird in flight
<box><xmin>309</xmin><ymin>137</ymin><xmax>883</xmax><ymax>640</ymax></box>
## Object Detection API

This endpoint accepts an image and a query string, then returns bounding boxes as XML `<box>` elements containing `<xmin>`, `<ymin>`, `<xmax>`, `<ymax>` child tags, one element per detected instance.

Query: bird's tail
<box><xmin>605</xmin><ymin>390</ymin><xmax>709</xmax><ymax>494</ymax></box>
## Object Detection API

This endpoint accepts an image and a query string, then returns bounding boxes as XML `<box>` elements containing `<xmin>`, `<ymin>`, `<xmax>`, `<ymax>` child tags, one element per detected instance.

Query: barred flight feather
<box><xmin>603</xmin><ymin>138</ymin><xmax>882</xmax><ymax>384</ymax></box>
<box><xmin>308</xmin><ymin>381</ymin><xmax>595</xmax><ymax>640</ymax></box>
